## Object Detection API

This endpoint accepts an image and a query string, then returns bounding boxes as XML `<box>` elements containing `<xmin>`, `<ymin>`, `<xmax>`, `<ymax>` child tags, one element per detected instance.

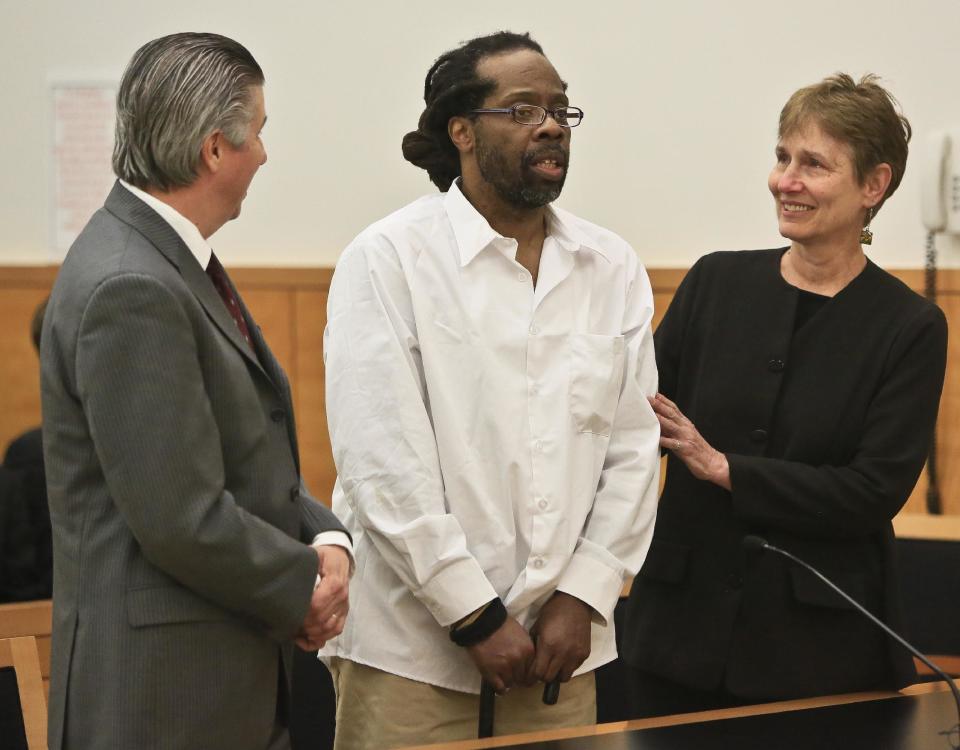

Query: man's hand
<box><xmin>466</xmin><ymin>616</ymin><xmax>535</xmax><ymax>694</ymax></box>
<box><xmin>528</xmin><ymin>592</ymin><xmax>592</xmax><ymax>684</ymax></box>
<box><xmin>295</xmin><ymin>545</ymin><xmax>350</xmax><ymax>651</ymax></box>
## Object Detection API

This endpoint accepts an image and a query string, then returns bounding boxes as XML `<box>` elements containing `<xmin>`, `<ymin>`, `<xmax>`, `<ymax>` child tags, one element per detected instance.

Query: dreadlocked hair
<box><xmin>401</xmin><ymin>31</ymin><xmax>544</xmax><ymax>191</ymax></box>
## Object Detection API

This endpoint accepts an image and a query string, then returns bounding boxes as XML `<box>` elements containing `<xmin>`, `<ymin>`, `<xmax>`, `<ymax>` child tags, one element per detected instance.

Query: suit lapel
<box><xmin>103</xmin><ymin>182</ymin><xmax>268</xmax><ymax>377</ymax></box>
<box><xmin>201</xmin><ymin>268</ymin><xmax>301</xmax><ymax>472</ymax></box>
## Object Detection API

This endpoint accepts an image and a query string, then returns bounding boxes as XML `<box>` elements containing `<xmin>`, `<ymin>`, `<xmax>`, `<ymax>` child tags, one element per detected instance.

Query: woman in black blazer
<box><xmin>621</xmin><ymin>74</ymin><xmax>947</xmax><ymax>717</ymax></box>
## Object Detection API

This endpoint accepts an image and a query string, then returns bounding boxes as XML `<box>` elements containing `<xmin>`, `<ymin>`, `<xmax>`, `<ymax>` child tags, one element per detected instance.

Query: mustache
<box><xmin>522</xmin><ymin>146</ymin><xmax>568</xmax><ymax>168</ymax></box>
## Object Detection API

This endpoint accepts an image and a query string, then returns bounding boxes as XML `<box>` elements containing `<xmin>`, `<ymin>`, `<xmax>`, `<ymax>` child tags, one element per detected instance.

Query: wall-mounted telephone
<box><xmin>921</xmin><ymin>130</ymin><xmax>960</xmax><ymax>234</ymax></box>
<box><xmin>919</xmin><ymin>131</ymin><xmax>952</xmax><ymax>514</ymax></box>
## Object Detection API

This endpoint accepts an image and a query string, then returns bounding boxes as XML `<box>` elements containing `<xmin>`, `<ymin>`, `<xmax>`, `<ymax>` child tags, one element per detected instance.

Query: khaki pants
<box><xmin>329</xmin><ymin>658</ymin><xmax>596</xmax><ymax>750</ymax></box>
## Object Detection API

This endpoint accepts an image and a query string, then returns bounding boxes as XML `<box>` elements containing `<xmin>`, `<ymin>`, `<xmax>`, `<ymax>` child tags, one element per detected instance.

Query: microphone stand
<box><xmin>743</xmin><ymin>534</ymin><xmax>960</xmax><ymax>735</ymax></box>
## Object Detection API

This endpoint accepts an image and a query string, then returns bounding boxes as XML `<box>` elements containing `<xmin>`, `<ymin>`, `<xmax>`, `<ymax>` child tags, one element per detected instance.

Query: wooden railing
<box><xmin>1</xmin><ymin>265</ymin><xmax>958</xmax><ymax>514</ymax></box>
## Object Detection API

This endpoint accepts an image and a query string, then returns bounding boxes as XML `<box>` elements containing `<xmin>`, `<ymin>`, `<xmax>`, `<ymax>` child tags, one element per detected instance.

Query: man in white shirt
<box><xmin>41</xmin><ymin>33</ymin><xmax>350</xmax><ymax>750</ymax></box>
<box><xmin>322</xmin><ymin>31</ymin><xmax>660</xmax><ymax>748</ymax></box>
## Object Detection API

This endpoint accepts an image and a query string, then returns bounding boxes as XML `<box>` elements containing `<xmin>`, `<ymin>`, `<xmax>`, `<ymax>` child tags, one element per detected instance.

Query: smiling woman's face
<box><xmin>768</xmin><ymin>120</ymin><xmax>872</xmax><ymax>250</ymax></box>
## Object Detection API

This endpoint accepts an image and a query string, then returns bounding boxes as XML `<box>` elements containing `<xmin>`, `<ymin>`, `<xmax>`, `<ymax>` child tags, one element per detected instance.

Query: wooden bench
<box><xmin>0</xmin><ymin>600</ymin><xmax>52</xmax><ymax>699</ymax></box>
<box><xmin>0</xmin><ymin>636</ymin><xmax>47</xmax><ymax>749</ymax></box>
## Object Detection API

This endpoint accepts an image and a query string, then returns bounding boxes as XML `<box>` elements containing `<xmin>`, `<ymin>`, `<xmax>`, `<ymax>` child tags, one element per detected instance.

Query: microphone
<box><xmin>743</xmin><ymin>535</ymin><xmax>960</xmax><ymax>732</ymax></box>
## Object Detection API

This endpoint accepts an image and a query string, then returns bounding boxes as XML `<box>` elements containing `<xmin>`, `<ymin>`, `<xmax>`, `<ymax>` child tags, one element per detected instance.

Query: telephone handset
<box><xmin>920</xmin><ymin>130</ymin><xmax>960</xmax><ymax>234</ymax></box>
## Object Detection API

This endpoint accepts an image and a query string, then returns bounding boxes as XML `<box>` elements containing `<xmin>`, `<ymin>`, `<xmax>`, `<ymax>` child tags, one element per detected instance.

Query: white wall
<box><xmin>3</xmin><ymin>0</ymin><xmax>960</xmax><ymax>267</ymax></box>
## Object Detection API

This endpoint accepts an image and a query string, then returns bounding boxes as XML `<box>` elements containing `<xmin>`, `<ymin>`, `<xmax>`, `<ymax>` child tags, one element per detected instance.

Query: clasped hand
<box><xmin>295</xmin><ymin>544</ymin><xmax>350</xmax><ymax>651</ymax></box>
<box><xmin>466</xmin><ymin>592</ymin><xmax>591</xmax><ymax>694</ymax></box>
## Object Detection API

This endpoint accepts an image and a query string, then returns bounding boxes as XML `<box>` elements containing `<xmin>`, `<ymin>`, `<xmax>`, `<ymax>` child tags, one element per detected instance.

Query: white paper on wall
<box><xmin>51</xmin><ymin>83</ymin><xmax>116</xmax><ymax>259</ymax></box>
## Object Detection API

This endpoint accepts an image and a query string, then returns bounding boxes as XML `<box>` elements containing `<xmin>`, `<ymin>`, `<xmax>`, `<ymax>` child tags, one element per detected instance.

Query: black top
<box><xmin>622</xmin><ymin>248</ymin><xmax>947</xmax><ymax>701</ymax></box>
<box><xmin>793</xmin><ymin>288</ymin><xmax>829</xmax><ymax>331</ymax></box>
<box><xmin>0</xmin><ymin>428</ymin><xmax>51</xmax><ymax>602</ymax></box>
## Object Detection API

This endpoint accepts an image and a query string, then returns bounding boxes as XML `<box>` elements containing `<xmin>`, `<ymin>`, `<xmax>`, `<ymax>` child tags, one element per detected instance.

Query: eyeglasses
<box><xmin>469</xmin><ymin>104</ymin><xmax>584</xmax><ymax>128</ymax></box>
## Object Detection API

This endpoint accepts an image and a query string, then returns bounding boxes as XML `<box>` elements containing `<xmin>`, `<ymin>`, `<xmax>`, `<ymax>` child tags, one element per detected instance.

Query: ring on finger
<box><xmin>674</xmin><ymin>439</ymin><xmax>682</xmax><ymax>451</ymax></box>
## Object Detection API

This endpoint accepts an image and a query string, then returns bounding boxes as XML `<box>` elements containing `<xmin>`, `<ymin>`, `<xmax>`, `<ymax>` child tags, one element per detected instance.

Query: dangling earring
<box><xmin>860</xmin><ymin>208</ymin><xmax>874</xmax><ymax>246</ymax></box>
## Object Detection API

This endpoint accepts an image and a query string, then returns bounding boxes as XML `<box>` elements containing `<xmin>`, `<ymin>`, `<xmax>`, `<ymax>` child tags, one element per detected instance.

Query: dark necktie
<box><xmin>206</xmin><ymin>253</ymin><xmax>254</xmax><ymax>350</ymax></box>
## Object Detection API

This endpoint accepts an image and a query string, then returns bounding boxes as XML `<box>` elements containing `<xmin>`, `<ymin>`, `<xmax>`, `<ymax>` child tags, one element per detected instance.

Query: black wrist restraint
<box><xmin>449</xmin><ymin>598</ymin><xmax>507</xmax><ymax>647</ymax></box>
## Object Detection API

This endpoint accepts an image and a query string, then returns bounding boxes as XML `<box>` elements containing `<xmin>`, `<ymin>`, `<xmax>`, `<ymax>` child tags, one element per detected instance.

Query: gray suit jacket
<box><xmin>40</xmin><ymin>182</ymin><xmax>346</xmax><ymax>750</ymax></box>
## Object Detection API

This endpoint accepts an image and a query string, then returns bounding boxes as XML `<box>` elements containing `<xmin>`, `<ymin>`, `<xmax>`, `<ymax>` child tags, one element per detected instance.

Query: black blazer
<box><xmin>622</xmin><ymin>249</ymin><xmax>947</xmax><ymax>701</ymax></box>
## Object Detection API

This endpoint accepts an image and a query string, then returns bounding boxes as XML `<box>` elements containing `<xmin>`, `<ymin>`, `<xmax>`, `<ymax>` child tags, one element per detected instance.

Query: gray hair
<box><xmin>113</xmin><ymin>32</ymin><xmax>264</xmax><ymax>191</ymax></box>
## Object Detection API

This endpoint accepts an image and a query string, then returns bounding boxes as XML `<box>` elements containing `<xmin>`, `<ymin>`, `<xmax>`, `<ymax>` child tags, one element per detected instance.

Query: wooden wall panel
<box><xmin>902</xmin><ymin>471</ymin><xmax>930</xmax><ymax>515</ymax></box>
<box><xmin>237</xmin><ymin>288</ymin><xmax>295</xmax><ymax>380</ymax></box>
<box><xmin>1</xmin><ymin>265</ymin><xmax>956</xmax><ymax>517</ymax></box>
<box><xmin>652</xmin><ymin>293</ymin><xmax>672</xmax><ymax>332</ymax></box>
<box><xmin>293</xmin><ymin>289</ymin><xmax>337</xmax><ymax>504</ymax></box>
<box><xmin>919</xmin><ymin>291</ymin><xmax>960</xmax><ymax>515</ymax></box>
<box><xmin>0</xmin><ymin>288</ymin><xmax>49</xmax><ymax>456</ymax></box>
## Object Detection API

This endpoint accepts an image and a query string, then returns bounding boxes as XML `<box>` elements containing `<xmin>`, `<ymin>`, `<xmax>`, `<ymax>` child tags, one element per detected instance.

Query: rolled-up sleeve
<box><xmin>324</xmin><ymin>239</ymin><xmax>497</xmax><ymax>626</ymax></box>
<box><xmin>557</xmin><ymin>261</ymin><xmax>661</xmax><ymax>624</ymax></box>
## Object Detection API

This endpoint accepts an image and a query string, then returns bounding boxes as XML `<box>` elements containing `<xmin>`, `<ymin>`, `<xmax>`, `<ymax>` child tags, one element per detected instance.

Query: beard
<box><xmin>474</xmin><ymin>135</ymin><xmax>568</xmax><ymax>209</ymax></box>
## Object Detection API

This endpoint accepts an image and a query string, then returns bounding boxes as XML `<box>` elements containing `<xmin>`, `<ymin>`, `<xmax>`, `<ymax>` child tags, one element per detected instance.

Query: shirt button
<box><xmin>517</xmin><ymin>271</ymin><xmax>527</xmax><ymax>282</ymax></box>
<box><xmin>529</xmin><ymin>325</ymin><xmax>539</xmax><ymax>336</ymax></box>
<box><xmin>750</xmin><ymin>429</ymin><xmax>768</xmax><ymax>443</ymax></box>
<box><xmin>533</xmin><ymin>557</ymin><xmax>545</xmax><ymax>569</ymax></box>
<box><xmin>270</xmin><ymin>407</ymin><xmax>286</xmax><ymax>423</ymax></box>
<box><xmin>537</xmin><ymin>498</ymin><xmax>548</xmax><ymax>510</ymax></box>
<box><xmin>534</xmin><ymin>440</ymin><xmax>543</xmax><ymax>451</ymax></box>
<box><xmin>529</xmin><ymin>384</ymin><xmax>538</xmax><ymax>395</ymax></box>
<box><xmin>768</xmin><ymin>358</ymin><xmax>785</xmax><ymax>372</ymax></box>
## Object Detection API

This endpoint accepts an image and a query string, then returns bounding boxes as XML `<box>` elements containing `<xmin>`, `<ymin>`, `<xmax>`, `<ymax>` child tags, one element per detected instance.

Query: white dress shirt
<box><xmin>321</xmin><ymin>181</ymin><xmax>659</xmax><ymax>692</ymax></box>
<box><xmin>117</xmin><ymin>180</ymin><xmax>351</xmax><ymax>556</ymax></box>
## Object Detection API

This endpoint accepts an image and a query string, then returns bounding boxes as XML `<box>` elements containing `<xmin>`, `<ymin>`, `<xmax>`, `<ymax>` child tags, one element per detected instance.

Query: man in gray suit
<box><xmin>40</xmin><ymin>33</ymin><xmax>350</xmax><ymax>750</ymax></box>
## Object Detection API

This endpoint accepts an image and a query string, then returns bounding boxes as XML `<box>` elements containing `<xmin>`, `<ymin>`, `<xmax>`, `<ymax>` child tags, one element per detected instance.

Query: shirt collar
<box><xmin>119</xmin><ymin>180</ymin><xmax>213</xmax><ymax>269</ymax></box>
<box><xmin>546</xmin><ymin>206</ymin><xmax>610</xmax><ymax>262</ymax></box>
<box><xmin>443</xmin><ymin>179</ymin><xmax>609</xmax><ymax>266</ymax></box>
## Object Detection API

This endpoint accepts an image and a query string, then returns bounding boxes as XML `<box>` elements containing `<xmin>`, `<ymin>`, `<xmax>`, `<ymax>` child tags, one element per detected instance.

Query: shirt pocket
<box><xmin>568</xmin><ymin>333</ymin><xmax>626</xmax><ymax>436</ymax></box>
